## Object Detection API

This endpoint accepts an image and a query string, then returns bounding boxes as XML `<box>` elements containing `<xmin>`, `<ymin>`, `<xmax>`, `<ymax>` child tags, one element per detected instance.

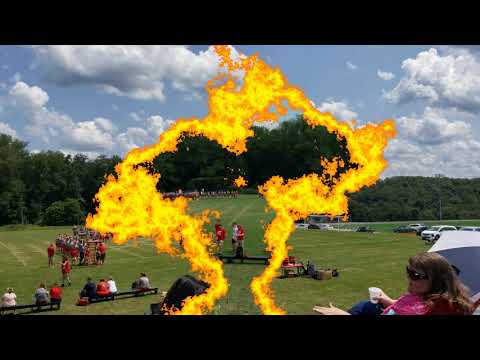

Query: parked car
<box><xmin>356</xmin><ymin>226</ymin><xmax>374</xmax><ymax>233</ymax></box>
<box><xmin>408</xmin><ymin>223</ymin><xmax>425</xmax><ymax>230</ymax></box>
<box><xmin>421</xmin><ymin>225</ymin><xmax>457</xmax><ymax>243</ymax></box>
<box><xmin>415</xmin><ymin>225</ymin><xmax>429</xmax><ymax>236</ymax></box>
<box><xmin>459</xmin><ymin>226</ymin><xmax>480</xmax><ymax>232</ymax></box>
<box><xmin>393</xmin><ymin>225</ymin><xmax>415</xmax><ymax>233</ymax></box>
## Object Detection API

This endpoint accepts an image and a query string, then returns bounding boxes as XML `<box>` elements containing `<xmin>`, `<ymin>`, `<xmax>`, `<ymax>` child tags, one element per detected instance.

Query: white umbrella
<box><xmin>429</xmin><ymin>231</ymin><xmax>480</xmax><ymax>302</ymax></box>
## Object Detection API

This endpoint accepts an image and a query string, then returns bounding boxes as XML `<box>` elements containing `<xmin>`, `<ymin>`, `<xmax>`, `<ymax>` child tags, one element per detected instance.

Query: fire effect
<box><xmin>86</xmin><ymin>45</ymin><xmax>396</xmax><ymax>315</ymax></box>
<box><xmin>234</xmin><ymin>176</ymin><xmax>248</xmax><ymax>188</ymax></box>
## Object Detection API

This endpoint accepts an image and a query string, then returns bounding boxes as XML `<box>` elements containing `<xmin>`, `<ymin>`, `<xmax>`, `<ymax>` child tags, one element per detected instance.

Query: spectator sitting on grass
<box><xmin>1</xmin><ymin>287</ymin><xmax>17</xmax><ymax>308</ymax></box>
<box><xmin>96</xmin><ymin>279</ymin><xmax>110</xmax><ymax>297</ymax></box>
<box><xmin>80</xmin><ymin>277</ymin><xmax>97</xmax><ymax>300</ymax></box>
<box><xmin>313</xmin><ymin>252</ymin><xmax>475</xmax><ymax>316</ymax></box>
<box><xmin>34</xmin><ymin>283</ymin><xmax>49</xmax><ymax>306</ymax></box>
<box><xmin>107</xmin><ymin>276</ymin><xmax>117</xmax><ymax>294</ymax></box>
<box><xmin>49</xmin><ymin>283</ymin><xmax>62</xmax><ymax>304</ymax></box>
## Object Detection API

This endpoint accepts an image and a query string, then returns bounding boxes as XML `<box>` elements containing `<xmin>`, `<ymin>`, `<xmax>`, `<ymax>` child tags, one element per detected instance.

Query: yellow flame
<box><xmin>234</xmin><ymin>176</ymin><xmax>247</xmax><ymax>188</ymax></box>
<box><xmin>86</xmin><ymin>45</ymin><xmax>396</xmax><ymax>315</ymax></box>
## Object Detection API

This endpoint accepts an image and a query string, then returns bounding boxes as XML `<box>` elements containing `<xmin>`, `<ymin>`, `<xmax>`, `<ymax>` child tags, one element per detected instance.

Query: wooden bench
<box><xmin>218</xmin><ymin>254</ymin><xmax>270</xmax><ymax>265</ymax></box>
<box><xmin>88</xmin><ymin>288</ymin><xmax>159</xmax><ymax>304</ymax></box>
<box><xmin>0</xmin><ymin>301</ymin><xmax>61</xmax><ymax>316</ymax></box>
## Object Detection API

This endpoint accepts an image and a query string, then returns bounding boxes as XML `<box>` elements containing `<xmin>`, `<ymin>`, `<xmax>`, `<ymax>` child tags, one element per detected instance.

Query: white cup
<box><xmin>368</xmin><ymin>287</ymin><xmax>382</xmax><ymax>304</ymax></box>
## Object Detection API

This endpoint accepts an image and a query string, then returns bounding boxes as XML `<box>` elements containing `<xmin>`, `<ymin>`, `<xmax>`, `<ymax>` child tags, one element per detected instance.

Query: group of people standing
<box><xmin>214</xmin><ymin>221</ymin><xmax>245</xmax><ymax>255</ymax></box>
<box><xmin>53</xmin><ymin>237</ymin><xmax>107</xmax><ymax>267</ymax></box>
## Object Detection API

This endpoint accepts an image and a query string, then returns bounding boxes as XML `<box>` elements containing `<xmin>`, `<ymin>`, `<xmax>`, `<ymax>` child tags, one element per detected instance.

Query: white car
<box><xmin>408</xmin><ymin>223</ymin><xmax>425</xmax><ymax>230</ymax></box>
<box><xmin>421</xmin><ymin>225</ymin><xmax>457</xmax><ymax>242</ymax></box>
<box><xmin>459</xmin><ymin>226</ymin><xmax>480</xmax><ymax>232</ymax></box>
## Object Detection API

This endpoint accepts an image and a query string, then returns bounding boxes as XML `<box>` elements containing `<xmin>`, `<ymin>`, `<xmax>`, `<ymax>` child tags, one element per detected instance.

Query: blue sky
<box><xmin>1</xmin><ymin>45</ymin><xmax>479</xmax><ymax>178</ymax></box>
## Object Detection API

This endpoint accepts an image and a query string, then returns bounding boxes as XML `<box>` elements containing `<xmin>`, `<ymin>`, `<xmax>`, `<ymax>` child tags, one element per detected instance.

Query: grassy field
<box><xmin>0</xmin><ymin>195</ymin><xmax>446</xmax><ymax>315</ymax></box>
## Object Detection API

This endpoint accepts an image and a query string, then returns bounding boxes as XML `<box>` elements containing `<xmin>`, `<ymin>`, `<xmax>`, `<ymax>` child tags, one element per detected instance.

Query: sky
<box><xmin>0</xmin><ymin>45</ymin><xmax>479</xmax><ymax>178</ymax></box>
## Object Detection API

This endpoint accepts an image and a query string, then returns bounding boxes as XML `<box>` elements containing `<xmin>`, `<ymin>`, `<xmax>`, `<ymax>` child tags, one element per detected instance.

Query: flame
<box><xmin>86</xmin><ymin>45</ymin><xmax>396</xmax><ymax>315</ymax></box>
<box><xmin>234</xmin><ymin>176</ymin><xmax>247</xmax><ymax>188</ymax></box>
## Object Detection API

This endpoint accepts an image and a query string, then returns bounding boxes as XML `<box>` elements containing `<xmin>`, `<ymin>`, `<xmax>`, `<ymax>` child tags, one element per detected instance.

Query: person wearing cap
<box><xmin>1</xmin><ymin>287</ymin><xmax>17</xmax><ymax>307</ymax></box>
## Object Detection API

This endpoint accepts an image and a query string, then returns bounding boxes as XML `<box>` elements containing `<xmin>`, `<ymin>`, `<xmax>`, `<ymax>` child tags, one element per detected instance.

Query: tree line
<box><xmin>1</xmin><ymin>115</ymin><xmax>479</xmax><ymax>225</ymax></box>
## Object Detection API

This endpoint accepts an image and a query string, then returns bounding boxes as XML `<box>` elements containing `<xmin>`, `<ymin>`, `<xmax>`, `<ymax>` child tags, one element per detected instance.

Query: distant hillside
<box><xmin>348</xmin><ymin>176</ymin><xmax>480</xmax><ymax>221</ymax></box>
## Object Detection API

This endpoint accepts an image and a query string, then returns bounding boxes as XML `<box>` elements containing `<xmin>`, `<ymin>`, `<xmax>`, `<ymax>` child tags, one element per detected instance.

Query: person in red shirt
<box><xmin>49</xmin><ymin>282</ymin><xmax>62</xmax><ymax>304</ymax></box>
<box><xmin>70</xmin><ymin>247</ymin><xmax>79</xmax><ymax>265</ymax></box>
<box><xmin>98</xmin><ymin>242</ymin><xmax>107</xmax><ymax>265</ymax></box>
<box><xmin>236</xmin><ymin>224</ymin><xmax>245</xmax><ymax>252</ymax></box>
<box><xmin>215</xmin><ymin>222</ymin><xmax>226</xmax><ymax>252</ymax></box>
<box><xmin>47</xmin><ymin>243</ymin><xmax>55</xmax><ymax>268</ymax></box>
<box><xmin>61</xmin><ymin>257</ymin><xmax>71</xmax><ymax>287</ymax></box>
<box><xmin>96</xmin><ymin>278</ymin><xmax>110</xmax><ymax>298</ymax></box>
<box><xmin>84</xmin><ymin>245</ymin><xmax>90</xmax><ymax>265</ymax></box>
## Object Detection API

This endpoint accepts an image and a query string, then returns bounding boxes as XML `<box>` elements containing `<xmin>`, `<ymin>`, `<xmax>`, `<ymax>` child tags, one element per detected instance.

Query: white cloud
<box><xmin>253</xmin><ymin>121</ymin><xmax>280</xmax><ymax>131</ymax></box>
<box><xmin>0</xmin><ymin>121</ymin><xmax>17</xmax><ymax>138</ymax></box>
<box><xmin>9</xmin><ymin>81</ymin><xmax>49</xmax><ymax>109</ymax></box>
<box><xmin>383</xmin><ymin>48</ymin><xmax>480</xmax><ymax>113</ymax></box>
<box><xmin>129</xmin><ymin>112</ymin><xmax>142</xmax><ymax>122</ymax></box>
<box><xmin>8</xmin><ymin>81</ymin><xmax>116</xmax><ymax>152</ymax></box>
<box><xmin>315</xmin><ymin>100</ymin><xmax>358</xmax><ymax>121</ymax></box>
<box><xmin>346</xmin><ymin>61</ymin><xmax>358</xmax><ymax>70</ymax></box>
<box><xmin>146</xmin><ymin>115</ymin><xmax>174</xmax><ymax>138</ymax></box>
<box><xmin>377</xmin><ymin>69</ymin><xmax>395</xmax><ymax>81</ymax></box>
<box><xmin>116</xmin><ymin>127</ymin><xmax>150</xmax><ymax>152</ymax></box>
<box><xmin>383</xmin><ymin>107</ymin><xmax>480</xmax><ymax>178</ymax></box>
<box><xmin>396</xmin><ymin>107</ymin><xmax>471</xmax><ymax>145</ymax></box>
<box><xmin>29</xmin><ymin>45</ymin><xmax>240</xmax><ymax>102</ymax></box>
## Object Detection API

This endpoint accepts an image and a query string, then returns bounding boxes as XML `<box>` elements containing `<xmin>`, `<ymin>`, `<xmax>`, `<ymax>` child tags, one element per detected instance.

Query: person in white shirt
<box><xmin>107</xmin><ymin>276</ymin><xmax>117</xmax><ymax>294</ymax></box>
<box><xmin>2</xmin><ymin>287</ymin><xmax>17</xmax><ymax>307</ymax></box>
<box><xmin>231</xmin><ymin>222</ymin><xmax>239</xmax><ymax>253</ymax></box>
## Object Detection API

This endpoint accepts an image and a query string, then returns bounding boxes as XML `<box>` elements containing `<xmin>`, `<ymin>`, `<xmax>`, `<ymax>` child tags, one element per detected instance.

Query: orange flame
<box><xmin>234</xmin><ymin>176</ymin><xmax>247</xmax><ymax>188</ymax></box>
<box><xmin>86</xmin><ymin>45</ymin><xmax>396</xmax><ymax>315</ymax></box>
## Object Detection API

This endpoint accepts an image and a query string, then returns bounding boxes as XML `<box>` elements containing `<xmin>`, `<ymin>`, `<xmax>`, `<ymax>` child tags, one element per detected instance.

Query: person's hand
<box><xmin>373</xmin><ymin>290</ymin><xmax>395</xmax><ymax>307</ymax></box>
<box><xmin>313</xmin><ymin>303</ymin><xmax>350</xmax><ymax>315</ymax></box>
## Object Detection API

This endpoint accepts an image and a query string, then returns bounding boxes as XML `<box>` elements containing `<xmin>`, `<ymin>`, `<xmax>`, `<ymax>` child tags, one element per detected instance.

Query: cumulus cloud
<box><xmin>146</xmin><ymin>115</ymin><xmax>174</xmax><ymax>138</ymax></box>
<box><xmin>9</xmin><ymin>81</ymin><xmax>49</xmax><ymax>109</ymax></box>
<box><xmin>346</xmin><ymin>61</ymin><xmax>358</xmax><ymax>70</ymax></box>
<box><xmin>383</xmin><ymin>48</ymin><xmax>480</xmax><ymax>113</ymax></box>
<box><xmin>377</xmin><ymin>69</ymin><xmax>395</xmax><ymax>81</ymax></box>
<box><xmin>29</xmin><ymin>45</ymin><xmax>239</xmax><ymax>102</ymax></box>
<box><xmin>8</xmin><ymin>81</ymin><xmax>116</xmax><ymax>152</ymax></box>
<box><xmin>116</xmin><ymin>127</ymin><xmax>150</xmax><ymax>152</ymax></box>
<box><xmin>0</xmin><ymin>121</ymin><xmax>17</xmax><ymax>138</ymax></box>
<box><xmin>396</xmin><ymin>107</ymin><xmax>471</xmax><ymax>145</ymax></box>
<box><xmin>315</xmin><ymin>100</ymin><xmax>358</xmax><ymax>121</ymax></box>
<box><xmin>383</xmin><ymin>107</ymin><xmax>480</xmax><ymax>178</ymax></box>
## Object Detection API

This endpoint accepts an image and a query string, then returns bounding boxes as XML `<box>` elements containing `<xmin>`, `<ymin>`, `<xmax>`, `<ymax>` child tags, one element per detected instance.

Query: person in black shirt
<box><xmin>80</xmin><ymin>277</ymin><xmax>97</xmax><ymax>300</ymax></box>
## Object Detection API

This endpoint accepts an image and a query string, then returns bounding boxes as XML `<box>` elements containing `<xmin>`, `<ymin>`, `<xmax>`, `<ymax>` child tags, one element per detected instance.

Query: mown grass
<box><xmin>0</xmin><ymin>195</ymin><xmax>432</xmax><ymax>314</ymax></box>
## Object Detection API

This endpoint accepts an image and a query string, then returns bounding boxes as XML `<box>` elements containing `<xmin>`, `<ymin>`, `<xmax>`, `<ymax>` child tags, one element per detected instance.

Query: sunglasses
<box><xmin>406</xmin><ymin>266</ymin><xmax>429</xmax><ymax>281</ymax></box>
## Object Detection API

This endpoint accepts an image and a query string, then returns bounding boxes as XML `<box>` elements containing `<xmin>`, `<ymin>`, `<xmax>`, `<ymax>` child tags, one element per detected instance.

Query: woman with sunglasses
<box><xmin>313</xmin><ymin>252</ymin><xmax>475</xmax><ymax>315</ymax></box>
